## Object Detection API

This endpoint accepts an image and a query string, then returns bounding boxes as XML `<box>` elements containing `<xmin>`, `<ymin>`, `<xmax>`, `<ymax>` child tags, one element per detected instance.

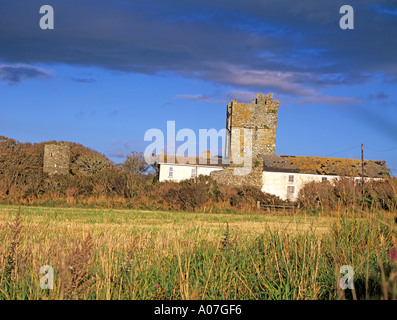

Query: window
<box><xmin>287</xmin><ymin>186</ymin><xmax>295</xmax><ymax>200</ymax></box>
<box><xmin>322</xmin><ymin>177</ymin><xmax>327</xmax><ymax>182</ymax></box>
<box><xmin>288</xmin><ymin>175</ymin><xmax>294</xmax><ymax>183</ymax></box>
<box><xmin>168</xmin><ymin>166</ymin><xmax>174</xmax><ymax>178</ymax></box>
<box><xmin>191</xmin><ymin>168</ymin><xmax>196</xmax><ymax>178</ymax></box>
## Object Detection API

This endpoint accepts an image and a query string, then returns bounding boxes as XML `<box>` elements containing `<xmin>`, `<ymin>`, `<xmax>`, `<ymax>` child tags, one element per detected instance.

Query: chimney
<box><xmin>202</xmin><ymin>150</ymin><xmax>210</xmax><ymax>160</ymax></box>
<box><xmin>160</xmin><ymin>149</ymin><xmax>165</xmax><ymax>162</ymax></box>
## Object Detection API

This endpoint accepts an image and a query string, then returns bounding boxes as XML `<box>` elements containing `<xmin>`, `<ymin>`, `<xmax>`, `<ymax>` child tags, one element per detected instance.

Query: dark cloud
<box><xmin>0</xmin><ymin>0</ymin><xmax>396</xmax><ymax>94</ymax></box>
<box><xmin>0</xmin><ymin>64</ymin><xmax>52</xmax><ymax>85</ymax></box>
<box><xmin>367</xmin><ymin>92</ymin><xmax>389</xmax><ymax>100</ymax></box>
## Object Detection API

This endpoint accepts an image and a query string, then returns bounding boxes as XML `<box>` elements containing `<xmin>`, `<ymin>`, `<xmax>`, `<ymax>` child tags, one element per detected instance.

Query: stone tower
<box><xmin>43</xmin><ymin>144</ymin><xmax>70</xmax><ymax>175</ymax></box>
<box><xmin>225</xmin><ymin>93</ymin><xmax>279</xmax><ymax>162</ymax></box>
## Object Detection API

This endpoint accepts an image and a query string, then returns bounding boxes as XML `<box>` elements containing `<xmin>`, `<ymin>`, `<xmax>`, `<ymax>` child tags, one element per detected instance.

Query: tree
<box><xmin>120</xmin><ymin>152</ymin><xmax>151</xmax><ymax>197</ymax></box>
<box><xmin>121</xmin><ymin>152</ymin><xmax>150</xmax><ymax>175</ymax></box>
<box><xmin>75</xmin><ymin>152</ymin><xmax>112</xmax><ymax>175</ymax></box>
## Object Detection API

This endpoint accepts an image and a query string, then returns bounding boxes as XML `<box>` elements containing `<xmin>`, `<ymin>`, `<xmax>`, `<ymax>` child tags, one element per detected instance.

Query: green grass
<box><xmin>0</xmin><ymin>205</ymin><xmax>396</xmax><ymax>300</ymax></box>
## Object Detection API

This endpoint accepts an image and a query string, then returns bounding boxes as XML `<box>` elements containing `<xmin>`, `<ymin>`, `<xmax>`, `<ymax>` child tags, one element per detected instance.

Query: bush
<box><xmin>2</xmin><ymin>136</ymin><xmax>395</xmax><ymax>214</ymax></box>
<box><xmin>297</xmin><ymin>176</ymin><xmax>397</xmax><ymax>212</ymax></box>
<box><xmin>178</xmin><ymin>183</ymin><xmax>208</xmax><ymax>211</ymax></box>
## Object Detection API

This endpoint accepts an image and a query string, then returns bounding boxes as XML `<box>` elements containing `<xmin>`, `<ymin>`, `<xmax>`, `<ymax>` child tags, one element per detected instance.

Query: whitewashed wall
<box><xmin>261</xmin><ymin>171</ymin><xmax>339</xmax><ymax>201</ymax></box>
<box><xmin>159</xmin><ymin>164</ymin><xmax>223</xmax><ymax>182</ymax></box>
<box><xmin>159</xmin><ymin>164</ymin><xmax>377</xmax><ymax>201</ymax></box>
<box><xmin>261</xmin><ymin>172</ymin><xmax>377</xmax><ymax>201</ymax></box>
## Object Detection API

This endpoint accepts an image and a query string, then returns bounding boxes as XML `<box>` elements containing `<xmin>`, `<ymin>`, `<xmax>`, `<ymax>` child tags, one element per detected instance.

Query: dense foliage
<box><xmin>297</xmin><ymin>176</ymin><xmax>397</xmax><ymax>212</ymax></box>
<box><xmin>0</xmin><ymin>136</ymin><xmax>284</xmax><ymax>212</ymax></box>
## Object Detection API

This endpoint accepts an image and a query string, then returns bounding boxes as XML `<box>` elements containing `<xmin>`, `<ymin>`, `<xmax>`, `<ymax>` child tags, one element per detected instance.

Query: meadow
<box><xmin>0</xmin><ymin>205</ymin><xmax>396</xmax><ymax>300</ymax></box>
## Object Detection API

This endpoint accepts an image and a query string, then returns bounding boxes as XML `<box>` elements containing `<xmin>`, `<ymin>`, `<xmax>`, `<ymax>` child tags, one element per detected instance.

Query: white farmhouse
<box><xmin>158</xmin><ymin>152</ymin><xmax>224</xmax><ymax>183</ymax></box>
<box><xmin>157</xmin><ymin>93</ymin><xmax>389</xmax><ymax>201</ymax></box>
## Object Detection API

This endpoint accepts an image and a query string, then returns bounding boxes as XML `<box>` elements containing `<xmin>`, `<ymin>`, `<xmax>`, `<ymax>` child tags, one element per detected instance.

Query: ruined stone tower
<box><xmin>225</xmin><ymin>93</ymin><xmax>279</xmax><ymax>162</ymax></box>
<box><xmin>43</xmin><ymin>144</ymin><xmax>70</xmax><ymax>175</ymax></box>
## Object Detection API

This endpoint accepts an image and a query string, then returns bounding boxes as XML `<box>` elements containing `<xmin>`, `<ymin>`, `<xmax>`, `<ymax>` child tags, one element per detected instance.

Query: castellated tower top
<box><xmin>225</xmin><ymin>93</ymin><xmax>279</xmax><ymax>161</ymax></box>
<box><xmin>255</xmin><ymin>92</ymin><xmax>274</xmax><ymax>105</ymax></box>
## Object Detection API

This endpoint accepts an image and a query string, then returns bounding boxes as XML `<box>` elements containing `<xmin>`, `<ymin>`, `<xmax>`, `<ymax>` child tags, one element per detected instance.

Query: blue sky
<box><xmin>0</xmin><ymin>0</ymin><xmax>396</xmax><ymax>174</ymax></box>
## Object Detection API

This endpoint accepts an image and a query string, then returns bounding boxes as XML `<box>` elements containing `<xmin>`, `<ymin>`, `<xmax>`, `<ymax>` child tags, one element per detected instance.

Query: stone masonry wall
<box><xmin>210</xmin><ymin>158</ymin><xmax>263</xmax><ymax>189</ymax></box>
<box><xmin>43</xmin><ymin>144</ymin><xmax>70</xmax><ymax>175</ymax></box>
<box><xmin>226</xmin><ymin>92</ymin><xmax>279</xmax><ymax>162</ymax></box>
<box><xmin>213</xmin><ymin>93</ymin><xmax>277</xmax><ymax>190</ymax></box>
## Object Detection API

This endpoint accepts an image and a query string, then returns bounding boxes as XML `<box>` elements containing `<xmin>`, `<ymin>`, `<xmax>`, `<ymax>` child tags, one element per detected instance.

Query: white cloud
<box><xmin>174</xmin><ymin>94</ymin><xmax>212</xmax><ymax>102</ymax></box>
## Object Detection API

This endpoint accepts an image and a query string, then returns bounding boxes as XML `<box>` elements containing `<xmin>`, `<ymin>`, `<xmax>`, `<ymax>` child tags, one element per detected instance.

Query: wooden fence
<box><xmin>256</xmin><ymin>201</ymin><xmax>298</xmax><ymax>212</ymax></box>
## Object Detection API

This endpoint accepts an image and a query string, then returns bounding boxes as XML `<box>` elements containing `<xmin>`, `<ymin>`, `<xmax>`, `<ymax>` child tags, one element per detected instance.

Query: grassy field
<box><xmin>0</xmin><ymin>205</ymin><xmax>396</xmax><ymax>300</ymax></box>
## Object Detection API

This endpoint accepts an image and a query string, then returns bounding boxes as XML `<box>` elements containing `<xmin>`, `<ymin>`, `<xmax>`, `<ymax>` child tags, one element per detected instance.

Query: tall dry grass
<box><xmin>0</xmin><ymin>206</ymin><xmax>396</xmax><ymax>300</ymax></box>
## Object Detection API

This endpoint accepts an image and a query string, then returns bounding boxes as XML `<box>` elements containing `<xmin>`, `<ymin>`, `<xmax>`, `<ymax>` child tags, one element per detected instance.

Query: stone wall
<box><xmin>225</xmin><ymin>92</ymin><xmax>279</xmax><ymax>162</ymax></box>
<box><xmin>214</xmin><ymin>93</ymin><xmax>278</xmax><ymax>189</ymax></box>
<box><xmin>210</xmin><ymin>158</ymin><xmax>263</xmax><ymax>189</ymax></box>
<box><xmin>43</xmin><ymin>144</ymin><xmax>70</xmax><ymax>175</ymax></box>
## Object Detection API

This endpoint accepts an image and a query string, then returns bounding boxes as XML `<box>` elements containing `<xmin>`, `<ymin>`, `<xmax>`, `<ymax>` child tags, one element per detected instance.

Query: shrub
<box><xmin>297</xmin><ymin>176</ymin><xmax>397</xmax><ymax>212</ymax></box>
<box><xmin>178</xmin><ymin>183</ymin><xmax>208</xmax><ymax>211</ymax></box>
